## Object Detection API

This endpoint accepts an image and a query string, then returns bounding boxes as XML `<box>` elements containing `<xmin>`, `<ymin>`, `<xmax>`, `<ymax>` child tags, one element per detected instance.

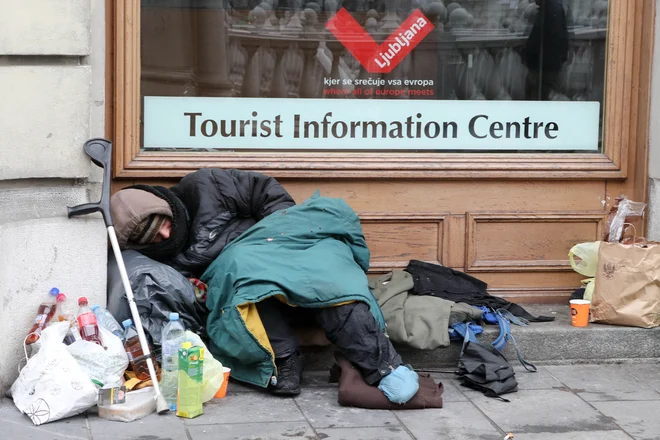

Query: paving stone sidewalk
<box><xmin>2</xmin><ymin>362</ymin><xmax>659</xmax><ymax>440</ymax></box>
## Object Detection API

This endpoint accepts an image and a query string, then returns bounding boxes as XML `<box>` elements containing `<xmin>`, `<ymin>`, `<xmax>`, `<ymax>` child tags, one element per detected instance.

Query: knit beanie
<box><xmin>110</xmin><ymin>188</ymin><xmax>173</xmax><ymax>248</ymax></box>
<box><xmin>129</xmin><ymin>214</ymin><xmax>171</xmax><ymax>245</ymax></box>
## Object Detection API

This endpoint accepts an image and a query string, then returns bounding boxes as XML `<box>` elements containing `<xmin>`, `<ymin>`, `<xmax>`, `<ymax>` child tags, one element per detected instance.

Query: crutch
<box><xmin>67</xmin><ymin>138</ymin><xmax>169</xmax><ymax>414</ymax></box>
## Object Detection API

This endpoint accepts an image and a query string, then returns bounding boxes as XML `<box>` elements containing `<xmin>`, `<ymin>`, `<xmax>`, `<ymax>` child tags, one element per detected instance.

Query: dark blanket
<box><xmin>330</xmin><ymin>353</ymin><xmax>444</xmax><ymax>410</ymax></box>
<box><xmin>404</xmin><ymin>260</ymin><xmax>554</xmax><ymax>322</ymax></box>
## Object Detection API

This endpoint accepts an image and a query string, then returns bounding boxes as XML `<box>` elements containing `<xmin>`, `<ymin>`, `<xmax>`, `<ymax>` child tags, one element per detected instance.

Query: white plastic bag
<box><xmin>185</xmin><ymin>331</ymin><xmax>224</xmax><ymax>402</ymax></box>
<box><xmin>67</xmin><ymin>326</ymin><xmax>129</xmax><ymax>388</ymax></box>
<box><xmin>11</xmin><ymin>322</ymin><xmax>98</xmax><ymax>426</ymax></box>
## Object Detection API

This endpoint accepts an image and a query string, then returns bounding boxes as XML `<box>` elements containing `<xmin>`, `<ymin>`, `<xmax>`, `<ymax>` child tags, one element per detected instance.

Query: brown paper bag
<box><xmin>591</xmin><ymin>241</ymin><xmax>660</xmax><ymax>328</ymax></box>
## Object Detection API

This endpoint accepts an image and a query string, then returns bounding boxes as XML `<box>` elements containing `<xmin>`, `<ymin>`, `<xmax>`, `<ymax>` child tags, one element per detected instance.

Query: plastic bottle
<box><xmin>92</xmin><ymin>305</ymin><xmax>124</xmax><ymax>339</ymax></box>
<box><xmin>55</xmin><ymin>293</ymin><xmax>77</xmax><ymax>322</ymax></box>
<box><xmin>54</xmin><ymin>292</ymin><xmax>78</xmax><ymax>345</ymax></box>
<box><xmin>77</xmin><ymin>297</ymin><xmax>104</xmax><ymax>347</ymax></box>
<box><xmin>63</xmin><ymin>320</ymin><xmax>82</xmax><ymax>346</ymax></box>
<box><xmin>122</xmin><ymin>319</ymin><xmax>161</xmax><ymax>381</ymax></box>
<box><xmin>25</xmin><ymin>288</ymin><xmax>60</xmax><ymax>345</ymax></box>
<box><xmin>160</xmin><ymin>312</ymin><xmax>186</xmax><ymax>411</ymax></box>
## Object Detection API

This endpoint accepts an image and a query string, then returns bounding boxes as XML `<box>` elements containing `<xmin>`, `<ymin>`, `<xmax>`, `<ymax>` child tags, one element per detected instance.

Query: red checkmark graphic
<box><xmin>326</xmin><ymin>8</ymin><xmax>434</xmax><ymax>74</ymax></box>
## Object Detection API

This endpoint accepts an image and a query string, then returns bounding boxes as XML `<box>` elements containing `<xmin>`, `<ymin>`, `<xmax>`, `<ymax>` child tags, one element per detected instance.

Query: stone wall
<box><xmin>0</xmin><ymin>0</ymin><xmax>107</xmax><ymax>396</ymax></box>
<box><xmin>648</xmin><ymin>1</ymin><xmax>660</xmax><ymax>242</ymax></box>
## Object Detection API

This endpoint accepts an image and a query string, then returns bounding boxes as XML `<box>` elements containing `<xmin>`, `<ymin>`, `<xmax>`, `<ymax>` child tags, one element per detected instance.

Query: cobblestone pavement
<box><xmin>2</xmin><ymin>363</ymin><xmax>660</xmax><ymax>439</ymax></box>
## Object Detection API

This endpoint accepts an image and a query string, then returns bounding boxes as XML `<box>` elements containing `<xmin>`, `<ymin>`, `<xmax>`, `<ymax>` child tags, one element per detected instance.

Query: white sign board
<box><xmin>143</xmin><ymin>97</ymin><xmax>600</xmax><ymax>151</ymax></box>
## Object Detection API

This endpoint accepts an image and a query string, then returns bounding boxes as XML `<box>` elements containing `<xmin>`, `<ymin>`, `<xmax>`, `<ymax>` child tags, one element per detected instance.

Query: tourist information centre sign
<box><xmin>143</xmin><ymin>96</ymin><xmax>600</xmax><ymax>151</ymax></box>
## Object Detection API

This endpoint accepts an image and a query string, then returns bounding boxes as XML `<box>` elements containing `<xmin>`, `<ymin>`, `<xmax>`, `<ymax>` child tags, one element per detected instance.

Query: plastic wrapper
<box><xmin>185</xmin><ymin>331</ymin><xmax>224</xmax><ymax>402</ymax></box>
<box><xmin>98</xmin><ymin>387</ymin><xmax>156</xmax><ymax>422</ymax></box>
<box><xmin>606</xmin><ymin>197</ymin><xmax>646</xmax><ymax>243</ymax></box>
<box><xmin>106</xmin><ymin>250</ymin><xmax>208</xmax><ymax>349</ymax></box>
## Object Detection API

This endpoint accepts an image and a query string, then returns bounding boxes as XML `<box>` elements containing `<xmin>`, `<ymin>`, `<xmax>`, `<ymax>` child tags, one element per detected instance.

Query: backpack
<box><xmin>455</xmin><ymin>311</ymin><xmax>537</xmax><ymax>402</ymax></box>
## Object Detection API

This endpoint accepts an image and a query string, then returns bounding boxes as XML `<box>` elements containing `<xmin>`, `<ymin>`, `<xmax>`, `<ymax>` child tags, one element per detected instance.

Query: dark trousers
<box><xmin>255</xmin><ymin>297</ymin><xmax>402</xmax><ymax>385</ymax></box>
<box><xmin>525</xmin><ymin>69</ymin><xmax>561</xmax><ymax>101</ymax></box>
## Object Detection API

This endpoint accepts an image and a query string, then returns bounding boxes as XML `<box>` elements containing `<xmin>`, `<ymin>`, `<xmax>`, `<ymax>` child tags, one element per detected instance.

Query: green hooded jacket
<box><xmin>201</xmin><ymin>192</ymin><xmax>385</xmax><ymax>387</ymax></box>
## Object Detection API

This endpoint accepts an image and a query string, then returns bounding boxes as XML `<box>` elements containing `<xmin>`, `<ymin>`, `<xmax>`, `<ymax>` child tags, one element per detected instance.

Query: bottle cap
<box><xmin>78</xmin><ymin>297</ymin><xmax>88</xmax><ymax>306</ymax></box>
<box><xmin>122</xmin><ymin>319</ymin><xmax>132</xmax><ymax>328</ymax></box>
<box><xmin>49</xmin><ymin>287</ymin><xmax>60</xmax><ymax>296</ymax></box>
<box><xmin>181</xmin><ymin>341</ymin><xmax>192</xmax><ymax>349</ymax></box>
<box><xmin>91</xmin><ymin>305</ymin><xmax>99</xmax><ymax>312</ymax></box>
<box><xmin>169</xmin><ymin>312</ymin><xmax>179</xmax><ymax>321</ymax></box>
<box><xmin>56</xmin><ymin>293</ymin><xmax>67</xmax><ymax>302</ymax></box>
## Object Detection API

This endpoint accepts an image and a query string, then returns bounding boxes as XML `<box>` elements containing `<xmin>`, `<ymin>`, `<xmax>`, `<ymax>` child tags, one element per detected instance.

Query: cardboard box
<box><xmin>176</xmin><ymin>342</ymin><xmax>204</xmax><ymax>419</ymax></box>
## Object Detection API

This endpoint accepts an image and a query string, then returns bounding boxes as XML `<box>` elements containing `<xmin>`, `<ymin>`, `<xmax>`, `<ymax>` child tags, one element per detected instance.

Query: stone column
<box><xmin>241</xmin><ymin>40</ymin><xmax>263</xmax><ymax>97</ymax></box>
<box><xmin>269</xmin><ymin>42</ymin><xmax>289</xmax><ymax>97</ymax></box>
<box><xmin>299</xmin><ymin>41</ymin><xmax>321</xmax><ymax>98</ymax></box>
<box><xmin>195</xmin><ymin>8</ymin><xmax>235</xmax><ymax>97</ymax></box>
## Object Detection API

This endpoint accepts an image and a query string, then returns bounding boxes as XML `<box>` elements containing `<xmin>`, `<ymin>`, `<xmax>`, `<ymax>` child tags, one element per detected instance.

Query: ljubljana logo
<box><xmin>326</xmin><ymin>8</ymin><xmax>435</xmax><ymax>74</ymax></box>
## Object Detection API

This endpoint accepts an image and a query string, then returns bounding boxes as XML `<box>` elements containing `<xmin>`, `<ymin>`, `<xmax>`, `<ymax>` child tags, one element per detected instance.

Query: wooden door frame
<box><xmin>106</xmin><ymin>0</ymin><xmax>654</xmax><ymax>181</ymax></box>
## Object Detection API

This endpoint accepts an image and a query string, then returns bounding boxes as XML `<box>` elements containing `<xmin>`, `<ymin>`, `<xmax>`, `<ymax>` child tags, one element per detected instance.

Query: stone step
<box><xmin>303</xmin><ymin>304</ymin><xmax>660</xmax><ymax>371</ymax></box>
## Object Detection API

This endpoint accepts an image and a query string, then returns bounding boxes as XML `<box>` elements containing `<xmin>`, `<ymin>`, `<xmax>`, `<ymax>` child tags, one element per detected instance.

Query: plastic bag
<box><xmin>568</xmin><ymin>241</ymin><xmax>601</xmax><ymax>277</ymax></box>
<box><xmin>67</xmin><ymin>326</ymin><xmax>129</xmax><ymax>388</ymax></box>
<box><xmin>11</xmin><ymin>322</ymin><xmax>98</xmax><ymax>425</ymax></box>
<box><xmin>583</xmin><ymin>278</ymin><xmax>595</xmax><ymax>302</ymax></box>
<box><xmin>569</xmin><ymin>242</ymin><xmax>599</xmax><ymax>301</ymax></box>
<box><xmin>607</xmin><ymin>197</ymin><xmax>646</xmax><ymax>243</ymax></box>
<box><xmin>107</xmin><ymin>251</ymin><xmax>208</xmax><ymax>347</ymax></box>
<box><xmin>185</xmin><ymin>331</ymin><xmax>224</xmax><ymax>402</ymax></box>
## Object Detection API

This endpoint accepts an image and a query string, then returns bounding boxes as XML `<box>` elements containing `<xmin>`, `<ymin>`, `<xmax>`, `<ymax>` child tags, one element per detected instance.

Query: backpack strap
<box><xmin>451</xmin><ymin>322</ymin><xmax>479</xmax><ymax>349</ymax></box>
<box><xmin>493</xmin><ymin>311</ymin><xmax>537</xmax><ymax>372</ymax></box>
<box><xmin>506</xmin><ymin>330</ymin><xmax>538</xmax><ymax>372</ymax></box>
<box><xmin>454</xmin><ymin>321</ymin><xmax>478</xmax><ymax>356</ymax></box>
<box><xmin>496</xmin><ymin>308</ymin><xmax>529</xmax><ymax>327</ymax></box>
<box><xmin>491</xmin><ymin>312</ymin><xmax>511</xmax><ymax>351</ymax></box>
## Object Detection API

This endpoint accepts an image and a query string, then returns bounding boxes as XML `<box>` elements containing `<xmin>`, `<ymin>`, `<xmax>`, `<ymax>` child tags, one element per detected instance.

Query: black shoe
<box><xmin>269</xmin><ymin>352</ymin><xmax>303</xmax><ymax>396</ymax></box>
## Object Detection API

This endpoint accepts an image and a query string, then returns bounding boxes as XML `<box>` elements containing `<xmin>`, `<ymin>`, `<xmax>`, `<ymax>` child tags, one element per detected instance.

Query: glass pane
<box><xmin>140</xmin><ymin>0</ymin><xmax>608</xmax><ymax>152</ymax></box>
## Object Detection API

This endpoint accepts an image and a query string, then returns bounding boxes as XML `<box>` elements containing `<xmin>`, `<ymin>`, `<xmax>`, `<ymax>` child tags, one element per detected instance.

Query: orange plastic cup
<box><xmin>570</xmin><ymin>300</ymin><xmax>591</xmax><ymax>327</ymax></box>
<box><xmin>214</xmin><ymin>367</ymin><xmax>231</xmax><ymax>398</ymax></box>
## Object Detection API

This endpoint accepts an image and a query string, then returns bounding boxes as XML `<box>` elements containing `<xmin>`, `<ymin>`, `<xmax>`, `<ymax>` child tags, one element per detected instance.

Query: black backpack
<box><xmin>455</xmin><ymin>322</ymin><xmax>526</xmax><ymax>402</ymax></box>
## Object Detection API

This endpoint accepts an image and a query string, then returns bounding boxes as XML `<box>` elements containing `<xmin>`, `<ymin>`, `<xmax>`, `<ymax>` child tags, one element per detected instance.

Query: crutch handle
<box><xmin>67</xmin><ymin>138</ymin><xmax>114</xmax><ymax>226</ymax></box>
<box><xmin>67</xmin><ymin>203</ymin><xmax>103</xmax><ymax>218</ymax></box>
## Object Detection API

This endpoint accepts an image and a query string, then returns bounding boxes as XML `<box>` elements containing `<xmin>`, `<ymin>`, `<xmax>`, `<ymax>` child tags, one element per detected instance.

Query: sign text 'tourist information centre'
<box><xmin>143</xmin><ymin>97</ymin><xmax>600</xmax><ymax>151</ymax></box>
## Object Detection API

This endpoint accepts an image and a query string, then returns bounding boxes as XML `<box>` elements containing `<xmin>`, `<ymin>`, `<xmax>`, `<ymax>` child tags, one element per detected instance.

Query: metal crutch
<box><xmin>67</xmin><ymin>138</ymin><xmax>169</xmax><ymax>414</ymax></box>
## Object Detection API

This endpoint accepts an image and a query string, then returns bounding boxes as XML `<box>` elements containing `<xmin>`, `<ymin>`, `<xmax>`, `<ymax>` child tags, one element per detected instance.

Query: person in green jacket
<box><xmin>109</xmin><ymin>169</ymin><xmax>418</xmax><ymax>403</ymax></box>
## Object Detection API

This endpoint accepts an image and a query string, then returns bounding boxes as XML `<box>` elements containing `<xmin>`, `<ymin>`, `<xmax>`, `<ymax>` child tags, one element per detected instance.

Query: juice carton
<box><xmin>176</xmin><ymin>342</ymin><xmax>204</xmax><ymax>418</ymax></box>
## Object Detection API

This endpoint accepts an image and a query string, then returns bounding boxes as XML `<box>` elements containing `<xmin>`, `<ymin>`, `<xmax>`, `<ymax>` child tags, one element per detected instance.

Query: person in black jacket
<box><xmin>524</xmin><ymin>0</ymin><xmax>569</xmax><ymax>100</ymax></box>
<box><xmin>109</xmin><ymin>168</ymin><xmax>414</xmax><ymax>401</ymax></box>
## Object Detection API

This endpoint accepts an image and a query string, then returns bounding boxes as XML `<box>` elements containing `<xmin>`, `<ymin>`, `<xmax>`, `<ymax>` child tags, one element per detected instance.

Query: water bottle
<box><xmin>92</xmin><ymin>305</ymin><xmax>124</xmax><ymax>339</ymax></box>
<box><xmin>160</xmin><ymin>312</ymin><xmax>186</xmax><ymax>411</ymax></box>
